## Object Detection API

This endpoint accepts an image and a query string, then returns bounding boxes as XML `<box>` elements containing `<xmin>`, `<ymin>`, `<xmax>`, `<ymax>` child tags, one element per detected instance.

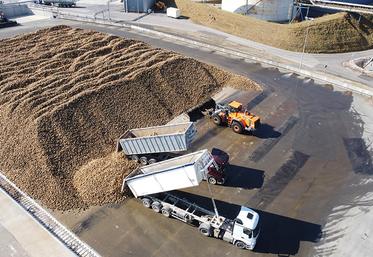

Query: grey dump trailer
<box><xmin>122</xmin><ymin>149</ymin><xmax>260</xmax><ymax>250</ymax></box>
<box><xmin>117</xmin><ymin>122</ymin><xmax>197</xmax><ymax>165</ymax></box>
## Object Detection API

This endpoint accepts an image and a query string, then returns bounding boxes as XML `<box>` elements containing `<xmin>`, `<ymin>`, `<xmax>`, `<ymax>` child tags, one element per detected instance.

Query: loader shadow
<box><xmin>224</xmin><ymin>164</ymin><xmax>264</xmax><ymax>189</ymax></box>
<box><xmin>251</xmin><ymin>123</ymin><xmax>281</xmax><ymax>139</ymax></box>
<box><xmin>172</xmin><ymin>191</ymin><xmax>322</xmax><ymax>256</ymax></box>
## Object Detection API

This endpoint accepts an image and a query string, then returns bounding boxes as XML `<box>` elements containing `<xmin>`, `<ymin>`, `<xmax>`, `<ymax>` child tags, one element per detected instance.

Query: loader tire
<box><xmin>232</xmin><ymin>121</ymin><xmax>243</xmax><ymax>134</ymax></box>
<box><xmin>212</xmin><ymin>114</ymin><xmax>222</xmax><ymax>125</ymax></box>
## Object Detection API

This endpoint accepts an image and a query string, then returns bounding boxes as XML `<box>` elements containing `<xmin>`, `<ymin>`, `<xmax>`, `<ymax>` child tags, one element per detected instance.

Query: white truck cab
<box><xmin>231</xmin><ymin>206</ymin><xmax>260</xmax><ymax>250</ymax></box>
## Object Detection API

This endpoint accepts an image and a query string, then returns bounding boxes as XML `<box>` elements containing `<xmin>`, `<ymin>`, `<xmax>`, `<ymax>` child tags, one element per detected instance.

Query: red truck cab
<box><xmin>207</xmin><ymin>150</ymin><xmax>229</xmax><ymax>185</ymax></box>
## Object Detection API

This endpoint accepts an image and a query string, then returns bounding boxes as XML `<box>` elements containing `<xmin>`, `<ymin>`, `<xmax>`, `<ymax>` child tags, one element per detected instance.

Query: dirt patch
<box><xmin>166</xmin><ymin>0</ymin><xmax>373</xmax><ymax>53</ymax></box>
<box><xmin>0</xmin><ymin>26</ymin><xmax>260</xmax><ymax>210</ymax></box>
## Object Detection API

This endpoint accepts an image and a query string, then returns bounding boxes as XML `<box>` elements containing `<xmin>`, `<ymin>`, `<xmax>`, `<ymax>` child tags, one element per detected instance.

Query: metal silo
<box><xmin>221</xmin><ymin>0</ymin><xmax>295</xmax><ymax>22</ymax></box>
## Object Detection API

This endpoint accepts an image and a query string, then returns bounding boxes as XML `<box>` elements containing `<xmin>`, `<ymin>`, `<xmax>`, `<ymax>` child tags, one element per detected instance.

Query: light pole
<box><xmin>107</xmin><ymin>0</ymin><xmax>111</xmax><ymax>20</ymax></box>
<box><xmin>299</xmin><ymin>16</ymin><xmax>313</xmax><ymax>72</ymax></box>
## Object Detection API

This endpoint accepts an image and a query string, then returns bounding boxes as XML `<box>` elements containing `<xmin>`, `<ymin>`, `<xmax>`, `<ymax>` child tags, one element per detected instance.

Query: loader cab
<box><xmin>232</xmin><ymin>206</ymin><xmax>260</xmax><ymax>250</ymax></box>
<box><xmin>228</xmin><ymin>101</ymin><xmax>243</xmax><ymax>113</ymax></box>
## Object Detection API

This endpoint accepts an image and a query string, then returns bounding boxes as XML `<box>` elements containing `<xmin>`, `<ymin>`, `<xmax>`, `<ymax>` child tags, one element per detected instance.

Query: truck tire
<box><xmin>131</xmin><ymin>155</ymin><xmax>139</xmax><ymax>162</ymax></box>
<box><xmin>161</xmin><ymin>207</ymin><xmax>171</xmax><ymax>217</ymax></box>
<box><xmin>139</xmin><ymin>156</ymin><xmax>148</xmax><ymax>165</ymax></box>
<box><xmin>234</xmin><ymin>240</ymin><xmax>247</xmax><ymax>249</ymax></box>
<box><xmin>232</xmin><ymin>121</ymin><xmax>243</xmax><ymax>134</ymax></box>
<box><xmin>207</xmin><ymin>176</ymin><xmax>217</xmax><ymax>185</ymax></box>
<box><xmin>151</xmin><ymin>201</ymin><xmax>162</xmax><ymax>213</ymax></box>
<box><xmin>212</xmin><ymin>114</ymin><xmax>222</xmax><ymax>125</ymax></box>
<box><xmin>198</xmin><ymin>223</ymin><xmax>212</xmax><ymax>237</ymax></box>
<box><xmin>148</xmin><ymin>158</ymin><xmax>157</xmax><ymax>164</ymax></box>
<box><xmin>142</xmin><ymin>198</ymin><xmax>152</xmax><ymax>208</ymax></box>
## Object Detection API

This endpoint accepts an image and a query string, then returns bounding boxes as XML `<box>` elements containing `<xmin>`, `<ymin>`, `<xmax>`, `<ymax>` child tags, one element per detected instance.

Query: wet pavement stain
<box><xmin>344</xmin><ymin>138</ymin><xmax>373</xmax><ymax>175</ymax></box>
<box><xmin>247</xmin><ymin>151</ymin><xmax>310</xmax><ymax>209</ymax></box>
<box><xmin>246</xmin><ymin>91</ymin><xmax>270</xmax><ymax>110</ymax></box>
<box><xmin>250</xmin><ymin>115</ymin><xmax>299</xmax><ymax>162</ymax></box>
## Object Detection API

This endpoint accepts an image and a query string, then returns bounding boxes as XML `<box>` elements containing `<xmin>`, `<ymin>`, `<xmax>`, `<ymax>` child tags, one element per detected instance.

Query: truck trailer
<box><xmin>117</xmin><ymin>122</ymin><xmax>197</xmax><ymax>165</ymax></box>
<box><xmin>122</xmin><ymin>149</ymin><xmax>260</xmax><ymax>250</ymax></box>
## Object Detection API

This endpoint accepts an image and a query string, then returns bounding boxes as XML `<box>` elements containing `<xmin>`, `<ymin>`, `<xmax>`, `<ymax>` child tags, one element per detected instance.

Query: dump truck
<box><xmin>122</xmin><ymin>149</ymin><xmax>260</xmax><ymax>250</ymax></box>
<box><xmin>117</xmin><ymin>122</ymin><xmax>197</xmax><ymax>165</ymax></box>
<box><xmin>34</xmin><ymin>0</ymin><xmax>77</xmax><ymax>7</ymax></box>
<box><xmin>203</xmin><ymin>101</ymin><xmax>260</xmax><ymax>134</ymax></box>
<box><xmin>0</xmin><ymin>10</ymin><xmax>17</xmax><ymax>28</ymax></box>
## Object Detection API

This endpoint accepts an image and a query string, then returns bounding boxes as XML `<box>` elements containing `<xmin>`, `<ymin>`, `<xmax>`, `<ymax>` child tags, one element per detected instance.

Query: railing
<box><xmin>295</xmin><ymin>0</ymin><xmax>373</xmax><ymax>15</ymax></box>
<box><xmin>0</xmin><ymin>171</ymin><xmax>102</xmax><ymax>257</ymax></box>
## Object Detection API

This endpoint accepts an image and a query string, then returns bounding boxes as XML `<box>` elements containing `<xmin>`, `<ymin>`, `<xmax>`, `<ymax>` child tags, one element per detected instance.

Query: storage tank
<box><xmin>123</xmin><ymin>0</ymin><xmax>155</xmax><ymax>13</ymax></box>
<box><xmin>221</xmin><ymin>0</ymin><xmax>294</xmax><ymax>22</ymax></box>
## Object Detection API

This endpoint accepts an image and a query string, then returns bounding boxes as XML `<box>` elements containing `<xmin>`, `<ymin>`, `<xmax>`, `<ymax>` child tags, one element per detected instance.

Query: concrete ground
<box><xmin>1</xmin><ymin>15</ymin><xmax>373</xmax><ymax>257</ymax></box>
<box><xmin>0</xmin><ymin>188</ymin><xmax>77</xmax><ymax>257</ymax></box>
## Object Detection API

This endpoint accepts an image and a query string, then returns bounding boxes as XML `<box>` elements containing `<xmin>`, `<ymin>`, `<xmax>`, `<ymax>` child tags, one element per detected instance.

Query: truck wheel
<box><xmin>234</xmin><ymin>240</ymin><xmax>247</xmax><ymax>249</ymax></box>
<box><xmin>151</xmin><ymin>201</ymin><xmax>162</xmax><ymax>213</ymax></box>
<box><xmin>161</xmin><ymin>207</ymin><xmax>171</xmax><ymax>217</ymax></box>
<box><xmin>131</xmin><ymin>155</ymin><xmax>139</xmax><ymax>162</ymax></box>
<box><xmin>148</xmin><ymin>158</ymin><xmax>157</xmax><ymax>164</ymax></box>
<box><xmin>207</xmin><ymin>176</ymin><xmax>217</xmax><ymax>185</ymax></box>
<box><xmin>232</xmin><ymin>121</ymin><xmax>243</xmax><ymax>134</ymax></box>
<box><xmin>198</xmin><ymin>223</ymin><xmax>212</xmax><ymax>237</ymax></box>
<box><xmin>212</xmin><ymin>114</ymin><xmax>222</xmax><ymax>125</ymax></box>
<box><xmin>139</xmin><ymin>156</ymin><xmax>148</xmax><ymax>165</ymax></box>
<box><xmin>142</xmin><ymin>198</ymin><xmax>152</xmax><ymax>208</ymax></box>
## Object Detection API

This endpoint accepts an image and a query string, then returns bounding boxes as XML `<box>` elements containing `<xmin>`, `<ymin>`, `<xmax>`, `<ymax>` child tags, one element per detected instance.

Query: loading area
<box><xmin>1</xmin><ymin>20</ymin><xmax>372</xmax><ymax>257</ymax></box>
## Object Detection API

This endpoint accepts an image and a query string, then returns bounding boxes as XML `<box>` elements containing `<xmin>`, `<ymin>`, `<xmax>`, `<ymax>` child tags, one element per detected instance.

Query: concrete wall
<box><xmin>123</xmin><ymin>0</ymin><xmax>155</xmax><ymax>13</ymax></box>
<box><xmin>0</xmin><ymin>4</ymin><xmax>33</xmax><ymax>18</ymax></box>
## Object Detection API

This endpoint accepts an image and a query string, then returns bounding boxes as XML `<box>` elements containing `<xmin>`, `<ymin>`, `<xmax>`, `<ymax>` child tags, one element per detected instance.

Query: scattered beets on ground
<box><xmin>0</xmin><ymin>26</ymin><xmax>261</xmax><ymax>210</ymax></box>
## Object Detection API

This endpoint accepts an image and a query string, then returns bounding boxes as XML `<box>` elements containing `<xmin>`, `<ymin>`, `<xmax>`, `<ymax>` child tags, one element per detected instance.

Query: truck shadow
<box><xmin>224</xmin><ymin>164</ymin><xmax>264</xmax><ymax>189</ymax></box>
<box><xmin>211</xmin><ymin>148</ymin><xmax>264</xmax><ymax>189</ymax></box>
<box><xmin>172</xmin><ymin>191</ymin><xmax>322</xmax><ymax>256</ymax></box>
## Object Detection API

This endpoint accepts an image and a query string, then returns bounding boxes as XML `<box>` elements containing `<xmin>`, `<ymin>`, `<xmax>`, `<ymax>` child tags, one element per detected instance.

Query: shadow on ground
<box><xmin>251</xmin><ymin>123</ymin><xmax>281</xmax><ymax>139</ymax></box>
<box><xmin>224</xmin><ymin>164</ymin><xmax>264</xmax><ymax>189</ymax></box>
<box><xmin>211</xmin><ymin>147</ymin><xmax>264</xmax><ymax>189</ymax></box>
<box><xmin>172</xmin><ymin>191</ymin><xmax>322</xmax><ymax>256</ymax></box>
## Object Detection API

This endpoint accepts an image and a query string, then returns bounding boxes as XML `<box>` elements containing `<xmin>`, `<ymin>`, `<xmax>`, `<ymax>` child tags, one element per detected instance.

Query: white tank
<box><xmin>221</xmin><ymin>0</ymin><xmax>294</xmax><ymax>22</ymax></box>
